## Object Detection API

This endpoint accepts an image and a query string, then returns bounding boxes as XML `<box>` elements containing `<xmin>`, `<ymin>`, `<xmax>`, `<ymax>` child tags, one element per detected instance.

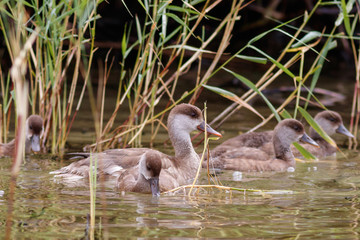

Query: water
<box><xmin>1</xmin><ymin>66</ymin><xmax>359</xmax><ymax>239</ymax></box>
<box><xmin>0</xmin><ymin>148</ymin><xmax>359</xmax><ymax>239</ymax></box>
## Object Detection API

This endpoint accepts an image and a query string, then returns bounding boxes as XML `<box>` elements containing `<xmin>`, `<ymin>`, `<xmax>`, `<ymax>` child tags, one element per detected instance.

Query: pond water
<box><xmin>1</xmin><ymin>150</ymin><xmax>360</xmax><ymax>239</ymax></box>
<box><xmin>1</xmin><ymin>65</ymin><xmax>360</xmax><ymax>239</ymax></box>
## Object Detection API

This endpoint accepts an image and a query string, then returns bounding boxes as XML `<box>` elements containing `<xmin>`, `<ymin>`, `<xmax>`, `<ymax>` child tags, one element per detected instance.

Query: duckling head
<box><xmin>275</xmin><ymin>119</ymin><xmax>318</xmax><ymax>147</ymax></box>
<box><xmin>139</xmin><ymin>151</ymin><xmax>162</xmax><ymax>197</ymax></box>
<box><xmin>313</xmin><ymin>111</ymin><xmax>354</xmax><ymax>138</ymax></box>
<box><xmin>167</xmin><ymin>103</ymin><xmax>222</xmax><ymax>139</ymax></box>
<box><xmin>25</xmin><ymin>115</ymin><xmax>44</xmax><ymax>153</ymax></box>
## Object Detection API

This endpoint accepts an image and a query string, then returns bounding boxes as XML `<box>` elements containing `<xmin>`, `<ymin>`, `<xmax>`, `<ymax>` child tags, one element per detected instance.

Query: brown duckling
<box><xmin>117</xmin><ymin>151</ymin><xmax>181</xmax><ymax>196</ymax></box>
<box><xmin>291</xmin><ymin>110</ymin><xmax>354</xmax><ymax>158</ymax></box>
<box><xmin>51</xmin><ymin>104</ymin><xmax>222</xmax><ymax>187</ymax></box>
<box><xmin>0</xmin><ymin>115</ymin><xmax>44</xmax><ymax>157</ymax></box>
<box><xmin>206</xmin><ymin>119</ymin><xmax>318</xmax><ymax>172</ymax></box>
<box><xmin>117</xmin><ymin>151</ymin><xmax>162</xmax><ymax>196</ymax></box>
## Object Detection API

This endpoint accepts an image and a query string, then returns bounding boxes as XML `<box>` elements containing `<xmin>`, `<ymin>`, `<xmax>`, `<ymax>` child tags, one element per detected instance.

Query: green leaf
<box><xmin>235</xmin><ymin>55</ymin><xmax>267</xmax><ymax>64</ymax></box>
<box><xmin>291</xmin><ymin>31</ymin><xmax>322</xmax><ymax>48</ymax></box>
<box><xmin>304</xmin><ymin>38</ymin><xmax>335</xmax><ymax>109</ymax></box>
<box><xmin>293</xmin><ymin>142</ymin><xmax>317</xmax><ymax>160</ymax></box>
<box><xmin>341</xmin><ymin>0</ymin><xmax>353</xmax><ymax>36</ymax></box>
<box><xmin>249</xmin><ymin>45</ymin><xmax>296</xmax><ymax>79</ymax></box>
<box><xmin>165</xmin><ymin>44</ymin><xmax>214</xmax><ymax>53</ymax></box>
<box><xmin>279</xmin><ymin>109</ymin><xmax>292</xmax><ymax>119</ymax></box>
<box><xmin>135</xmin><ymin>15</ymin><xmax>142</xmax><ymax>44</ymax></box>
<box><xmin>222</xmin><ymin>67</ymin><xmax>281</xmax><ymax>122</ymax></box>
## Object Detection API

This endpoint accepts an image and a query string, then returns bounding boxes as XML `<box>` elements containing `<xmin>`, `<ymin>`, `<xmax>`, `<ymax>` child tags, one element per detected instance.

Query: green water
<box><xmin>0</xmin><ymin>148</ymin><xmax>359</xmax><ymax>239</ymax></box>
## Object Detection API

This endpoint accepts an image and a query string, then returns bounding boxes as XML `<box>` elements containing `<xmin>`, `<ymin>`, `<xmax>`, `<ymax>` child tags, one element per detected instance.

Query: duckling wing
<box><xmin>0</xmin><ymin>139</ymin><xmax>15</xmax><ymax>157</ymax></box>
<box><xmin>159</xmin><ymin>169</ymin><xmax>180</xmax><ymax>192</ymax></box>
<box><xmin>214</xmin><ymin>131</ymin><xmax>273</xmax><ymax>150</ymax></box>
<box><xmin>223</xmin><ymin>157</ymin><xmax>291</xmax><ymax>172</ymax></box>
<box><xmin>117</xmin><ymin>166</ymin><xmax>141</xmax><ymax>192</ymax></box>
<box><xmin>206</xmin><ymin>147</ymin><xmax>270</xmax><ymax>170</ymax></box>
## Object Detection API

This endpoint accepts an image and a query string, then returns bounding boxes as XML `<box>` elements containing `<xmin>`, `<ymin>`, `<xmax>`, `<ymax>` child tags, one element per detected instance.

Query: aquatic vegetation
<box><xmin>0</xmin><ymin>0</ymin><xmax>357</xmax><ymax>154</ymax></box>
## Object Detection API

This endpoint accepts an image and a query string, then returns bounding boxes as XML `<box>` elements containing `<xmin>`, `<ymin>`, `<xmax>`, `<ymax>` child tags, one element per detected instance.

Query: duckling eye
<box><xmin>190</xmin><ymin>111</ymin><xmax>197</xmax><ymax>118</ymax></box>
<box><xmin>293</xmin><ymin>126</ymin><xmax>300</xmax><ymax>132</ymax></box>
<box><xmin>329</xmin><ymin>117</ymin><xmax>336</xmax><ymax>122</ymax></box>
<box><xmin>29</xmin><ymin>125</ymin><xmax>33</xmax><ymax>130</ymax></box>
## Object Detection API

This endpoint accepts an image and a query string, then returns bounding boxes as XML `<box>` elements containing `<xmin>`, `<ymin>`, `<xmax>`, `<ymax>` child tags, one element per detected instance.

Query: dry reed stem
<box><xmin>5</xmin><ymin>28</ymin><xmax>38</xmax><ymax>240</ymax></box>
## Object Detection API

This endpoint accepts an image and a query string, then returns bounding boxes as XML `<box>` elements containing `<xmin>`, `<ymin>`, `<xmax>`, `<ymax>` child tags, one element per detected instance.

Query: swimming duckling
<box><xmin>206</xmin><ymin>119</ymin><xmax>318</xmax><ymax>172</ymax></box>
<box><xmin>0</xmin><ymin>115</ymin><xmax>44</xmax><ymax>157</ymax></box>
<box><xmin>291</xmin><ymin>110</ymin><xmax>354</xmax><ymax>158</ymax></box>
<box><xmin>117</xmin><ymin>151</ymin><xmax>162</xmax><ymax>196</ymax></box>
<box><xmin>51</xmin><ymin>104</ymin><xmax>222</xmax><ymax>187</ymax></box>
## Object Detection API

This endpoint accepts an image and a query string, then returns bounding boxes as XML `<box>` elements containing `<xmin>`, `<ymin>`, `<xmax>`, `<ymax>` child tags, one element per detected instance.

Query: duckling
<box><xmin>117</xmin><ymin>151</ymin><xmax>180</xmax><ymax>196</ymax></box>
<box><xmin>0</xmin><ymin>115</ymin><xmax>44</xmax><ymax>157</ymax></box>
<box><xmin>206</xmin><ymin>119</ymin><xmax>318</xmax><ymax>172</ymax></box>
<box><xmin>291</xmin><ymin>110</ymin><xmax>354</xmax><ymax>158</ymax></box>
<box><xmin>51</xmin><ymin>104</ymin><xmax>222</xmax><ymax>187</ymax></box>
<box><xmin>117</xmin><ymin>151</ymin><xmax>162</xmax><ymax>196</ymax></box>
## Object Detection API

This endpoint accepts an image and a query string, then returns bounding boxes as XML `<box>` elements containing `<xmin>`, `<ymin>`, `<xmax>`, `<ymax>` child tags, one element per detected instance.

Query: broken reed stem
<box><xmin>165</xmin><ymin>184</ymin><xmax>290</xmax><ymax>196</ymax></box>
<box><xmin>189</xmin><ymin>103</ymin><xmax>209</xmax><ymax>196</ymax></box>
<box><xmin>88</xmin><ymin>154</ymin><xmax>97</xmax><ymax>240</ymax></box>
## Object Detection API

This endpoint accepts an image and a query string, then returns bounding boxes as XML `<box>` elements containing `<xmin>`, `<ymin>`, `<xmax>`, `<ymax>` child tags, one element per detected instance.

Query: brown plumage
<box><xmin>0</xmin><ymin>115</ymin><xmax>44</xmax><ymax>157</ymax></box>
<box><xmin>51</xmin><ymin>104</ymin><xmax>222</xmax><ymax>191</ymax></box>
<box><xmin>205</xmin><ymin>119</ymin><xmax>318</xmax><ymax>172</ymax></box>
<box><xmin>118</xmin><ymin>151</ymin><xmax>162</xmax><ymax>196</ymax></box>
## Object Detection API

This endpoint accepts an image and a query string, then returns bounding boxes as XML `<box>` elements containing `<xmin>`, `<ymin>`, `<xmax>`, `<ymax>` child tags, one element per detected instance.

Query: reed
<box><xmin>4</xmin><ymin>20</ymin><xmax>38</xmax><ymax>240</ymax></box>
<box><xmin>84</xmin><ymin>0</ymin><xmax>250</xmax><ymax>150</ymax></box>
<box><xmin>0</xmin><ymin>0</ymin><xmax>102</xmax><ymax>154</ymax></box>
<box><xmin>0</xmin><ymin>0</ymin><xmax>357</xmax><ymax>156</ymax></box>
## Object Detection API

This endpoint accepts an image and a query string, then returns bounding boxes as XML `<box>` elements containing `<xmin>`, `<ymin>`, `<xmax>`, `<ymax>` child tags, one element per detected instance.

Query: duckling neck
<box><xmin>168</xmin><ymin>128</ymin><xmax>200</xmax><ymax>174</ymax></box>
<box><xmin>273</xmin><ymin>135</ymin><xmax>295</xmax><ymax>164</ymax></box>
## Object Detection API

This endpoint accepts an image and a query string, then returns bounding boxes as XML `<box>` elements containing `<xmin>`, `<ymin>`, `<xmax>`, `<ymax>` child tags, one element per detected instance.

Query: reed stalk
<box><xmin>0</xmin><ymin>0</ymin><xmax>102</xmax><ymax>154</ymax></box>
<box><xmin>4</xmin><ymin>23</ymin><xmax>38</xmax><ymax>240</ymax></box>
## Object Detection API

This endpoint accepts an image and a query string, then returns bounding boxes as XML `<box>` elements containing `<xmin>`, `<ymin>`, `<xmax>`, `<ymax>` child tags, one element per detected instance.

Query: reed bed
<box><xmin>0</xmin><ymin>0</ymin><xmax>358</xmax><ymax>154</ymax></box>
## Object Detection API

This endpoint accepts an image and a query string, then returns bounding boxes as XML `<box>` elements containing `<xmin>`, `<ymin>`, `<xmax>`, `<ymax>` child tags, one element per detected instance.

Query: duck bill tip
<box><xmin>197</xmin><ymin>122</ymin><xmax>222</xmax><ymax>138</ymax></box>
<box><xmin>300</xmin><ymin>133</ymin><xmax>319</xmax><ymax>148</ymax></box>
<box><xmin>150</xmin><ymin>177</ymin><xmax>160</xmax><ymax>197</ymax></box>
<box><xmin>31</xmin><ymin>135</ymin><xmax>41</xmax><ymax>152</ymax></box>
<box><xmin>336</xmin><ymin>124</ymin><xmax>354</xmax><ymax>138</ymax></box>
